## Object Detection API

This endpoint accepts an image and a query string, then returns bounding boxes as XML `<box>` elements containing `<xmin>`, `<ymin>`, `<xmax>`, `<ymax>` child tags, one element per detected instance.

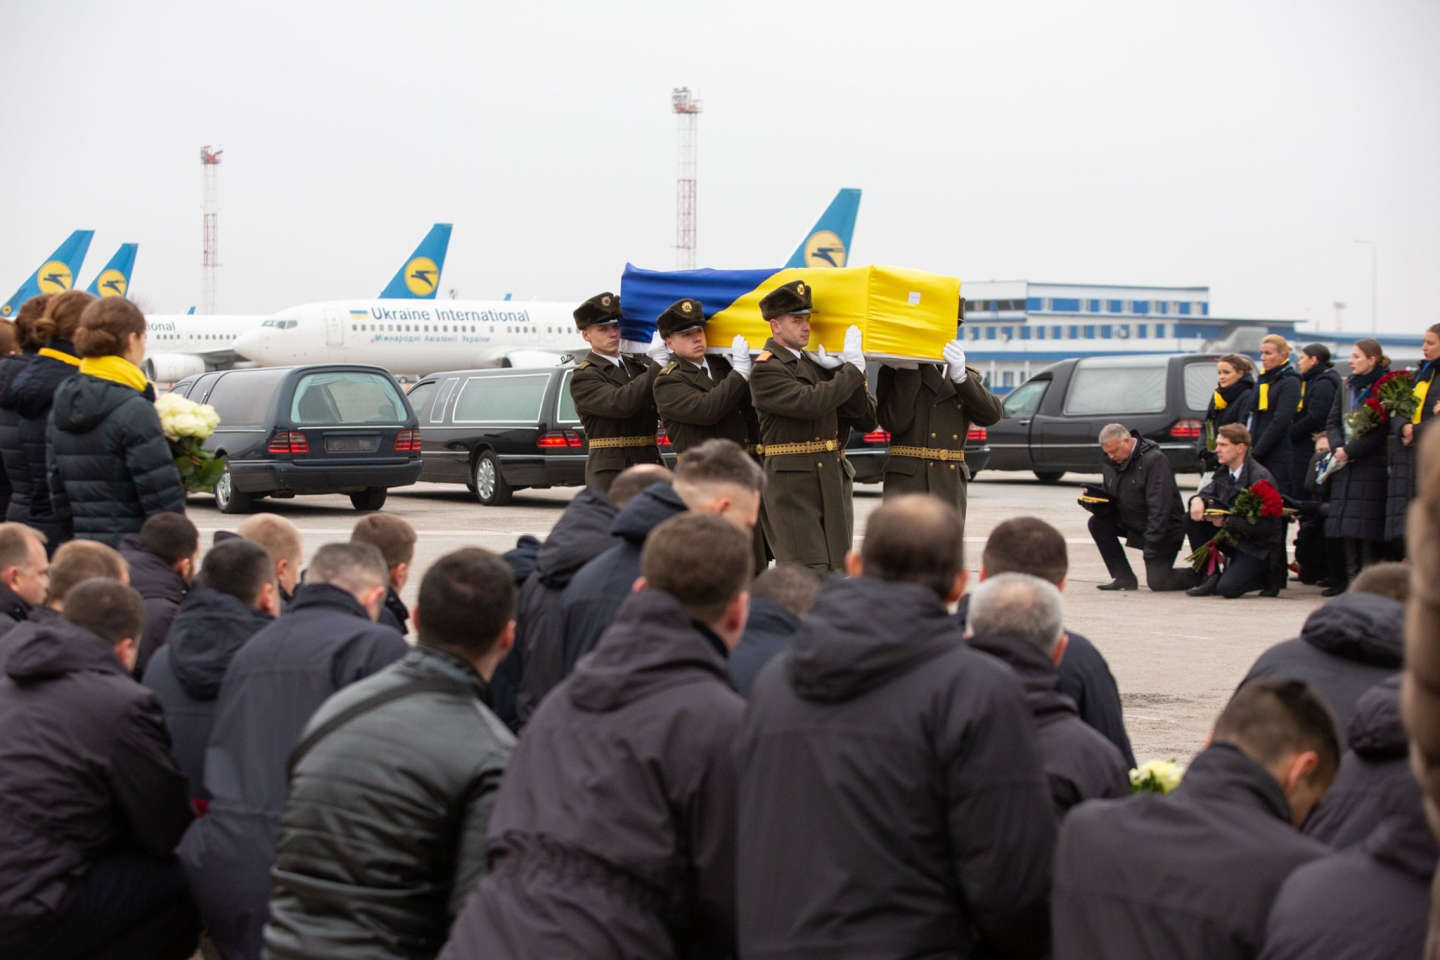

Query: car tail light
<box><xmin>862</xmin><ymin>430</ymin><xmax>891</xmax><ymax>444</ymax></box>
<box><xmin>393</xmin><ymin>429</ymin><xmax>421</xmax><ymax>452</ymax></box>
<box><xmin>966</xmin><ymin>426</ymin><xmax>988</xmax><ymax>442</ymax></box>
<box><xmin>1169</xmin><ymin>419</ymin><xmax>1203</xmax><ymax>439</ymax></box>
<box><xmin>267</xmin><ymin>431</ymin><xmax>309</xmax><ymax>454</ymax></box>
<box><xmin>657</xmin><ymin>430</ymin><xmax>672</xmax><ymax>447</ymax></box>
<box><xmin>537</xmin><ymin>430</ymin><xmax>584</xmax><ymax>449</ymax></box>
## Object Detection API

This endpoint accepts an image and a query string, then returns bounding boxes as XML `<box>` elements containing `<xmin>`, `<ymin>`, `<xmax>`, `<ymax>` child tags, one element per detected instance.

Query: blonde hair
<box><xmin>1261</xmin><ymin>334</ymin><xmax>1291</xmax><ymax>359</ymax></box>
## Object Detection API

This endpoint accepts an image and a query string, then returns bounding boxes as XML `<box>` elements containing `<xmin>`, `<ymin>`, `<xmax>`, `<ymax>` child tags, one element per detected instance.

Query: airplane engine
<box><xmin>144</xmin><ymin>353</ymin><xmax>208</xmax><ymax>383</ymax></box>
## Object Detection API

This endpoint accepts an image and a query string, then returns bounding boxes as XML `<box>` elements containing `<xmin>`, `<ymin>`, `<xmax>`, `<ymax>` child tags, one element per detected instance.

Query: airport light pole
<box><xmin>1354</xmin><ymin>239</ymin><xmax>1377</xmax><ymax>333</ymax></box>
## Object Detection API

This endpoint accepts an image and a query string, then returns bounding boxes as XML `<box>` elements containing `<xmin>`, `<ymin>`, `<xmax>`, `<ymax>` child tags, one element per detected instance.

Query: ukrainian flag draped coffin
<box><xmin>620</xmin><ymin>264</ymin><xmax>961</xmax><ymax>361</ymax></box>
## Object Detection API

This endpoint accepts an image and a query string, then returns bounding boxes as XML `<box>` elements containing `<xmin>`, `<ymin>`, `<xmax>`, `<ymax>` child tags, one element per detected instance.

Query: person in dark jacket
<box><xmin>1088</xmin><ymin>424</ymin><xmax>1196</xmax><ymax>591</ymax></box>
<box><xmin>178</xmin><ymin>543</ymin><xmax>408</xmax><ymax>960</ymax></box>
<box><xmin>1238</xmin><ymin>590</ymin><xmax>1401</xmax><ymax>741</ymax></box>
<box><xmin>119</xmin><ymin>511</ymin><xmax>197</xmax><ymax>676</ymax></box>
<box><xmin>1289</xmin><ymin>343</ymin><xmax>1341</xmax><ymax>493</ymax></box>
<box><xmin>349</xmin><ymin>512</ymin><xmax>416</xmax><ymax>635</ymax></box>
<box><xmin>737</xmin><ymin>495</ymin><xmax>1056</xmax><ymax>960</ymax></box>
<box><xmin>966</xmin><ymin>573</ymin><xmax>1130</xmax><ymax>816</ymax></box>
<box><xmin>0</xmin><ymin>523</ymin><xmax>50</xmax><ymax>641</ymax></box>
<box><xmin>557</xmin><ymin>439</ymin><xmax>762</xmax><ymax>678</ymax></box>
<box><xmin>0</xmin><ymin>578</ymin><xmax>199</xmax><ymax>960</ymax></box>
<box><xmin>1185</xmin><ymin>424</ymin><xmax>1287</xmax><ymax>598</ymax></box>
<box><xmin>1053</xmin><ymin>678</ymin><xmax>1340</xmax><ymax>960</ymax></box>
<box><xmin>0</xmin><ymin>297</ymin><xmax>45</xmax><ymax>524</ymax></box>
<box><xmin>728</xmin><ymin>562</ymin><xmax>820</xmax><ymax>698</ymax></box>
<box><xmin>142</xmin><ymin>539</ymin><xmax>278</xmax><ymax>803</ymax></box>
<box><xmin>47</xmin><ymin>298</ymin><xmax>186</xmax><ymax>547</ymax></box>
<box><xmin>0</xmin><ymin>540</ymin><xmax>133</xmax><ymax>664</ymax></box>
<box><xmin>1197</xmin><ymin>353</ymin><xmax>1255</xmax><ymax>471</ymax></box>
<box><xmin>1248</xmin><ymin>334</ymin><xmax>1301</xmax><ymax>498</ymax></box>
<box><xmin>1384</xmin><ymin>322</ymin><xmax>1440</xmax><ymax>550</ymax></box>
<box><xmin>266</xmin><ymin>548</ymin><xmax>517</xmax><ymax>960</ymax></box>
<box><xmin>11</xmin><ymin>289</ymin><xmax>90</xmax><ymax>547</ymax></box>
<box><xmin>236</xmin><ymin>513</ymin><xmax>304</xmax><ymax>609</ymax></box>
<box><xmin>1324</xmin><ymin>338</ymin><xmax>1393</xmax><ymax>585</ymax></box>
<box><xmin>485</xmin><ymin>533</ymin><xmax>539</xmax><ymax>728</ymax></box>
<box><xmin>441</xmin><ymin>513</ymin><xmax>754</xmax><ymax>960</ymax></box>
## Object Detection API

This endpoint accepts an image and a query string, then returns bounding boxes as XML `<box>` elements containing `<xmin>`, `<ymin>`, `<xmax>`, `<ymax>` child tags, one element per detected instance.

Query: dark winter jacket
<box><xmin>1248</xmin><ymin>363</ymin><xmax>1300</xmax><ymax>496</ymax></box>
<box><xmin>377</xmin><ymin>585</ymin><xmax>409</xmax><ymax>635</ymax></box>
<box><xmin>0</xmin><ymin>618</ymin><xmax>193</xmax><ymax>937</ymax></box>
<box><xmin>48</xmin><ymin>372</ymin><xmax>186</xmax><ymax>546</ymax></box>
<box><xmin>177</xmin><ymin>582</ymin><xmax>408</xmax><ymax>960</ymax></box>
<box><xmin>440</xmin><ymin>589</ymin><xmax>745</xmax><ymax>960</ymax></box>
<box><xmin>968</xmin><ymin>632</ymin><xmax>1131</xmax><ymax>816</ymax></box>
<box><xmin>1303</xmin><ymin>675</ymin><xmax>1416</xmax><ymax>847</ymax></box>
<box><xmin>728</xmin><ymin>595</ymin><xmax>800</xmax><ymax>699</ymax></box>
<box><xmin>1053</xmin><ymin>743</ymin><xmax>1329</xmax><ymax>960</ymax></box>
<box><xmin>1199</xmin><ymin>375</ymin><xmax>1254</xmax><ymax>470</ymax></box>
<box><xmin>11</xmin><ymin>345</ymin><xmax>79</xmax><ymax>542</ymax></box>
<box><xmin>119</xmin><ymin>533</ymin><xmax>189</xmax><ymax>677</ymax></box>
<box><xmin>0</xmin><ymin>353</ymin><xmax>31</xmax><ymax>522</ymax></box>
<box><xmin>266</xmin><ymin>645</ymin><xmax>514</xmax><ymax>960</ymax></box>
<box><xmin>736</xmin><ymin>577</ymin><xmax>1057</xmax><ymax>960</ymax></box>
<box><xmin>141</xmin><ymin>587</ymin><xmax>273</xmax><ymax>801</ymax></box>
<box><xmin>1385</xmin><ymin>359</ymin><xmax>1438</xmax><ymax>543</ymax></box>
<box><xmin>0</xmin><ymin>581</ymin><xmax>32</xmax><ymax>643</ymax></box>
<box><xmin>1324</xmin><ymin>366</ymin><xmax>1389</xmax><ymax>542</ymax></box>
<box><xmin>1239</xmin><ymin>591</ymin><xmax>1402</xmax><ymax>740</ymax></box>
<box><xmin>1193</xmin><ymin>456</ymin><xmax>1285</xmax><ymax>559</ymax></box>
<box><xmin>557</xmin><ymin>481</ymin><xmax>687</xmax><ymax>677</ymax></box>
<box><xmin>1289</xmin><ymin>364</ymin><xmax>1340</xmax><ymax>494</ymax></box>
<box><xmin>514</xmin><ymin>487</ymin><xmax>617</xmax><ymax>726</ymax></box>
<box><xmin>487</xmin><ymin>534</ymin><xmax>540</xmax><ymax>730</ymax></box>
<box><xmin>1101</xmin><ymin>432</ymin><xmax>1186</xmax><ymax>557</ymax></box>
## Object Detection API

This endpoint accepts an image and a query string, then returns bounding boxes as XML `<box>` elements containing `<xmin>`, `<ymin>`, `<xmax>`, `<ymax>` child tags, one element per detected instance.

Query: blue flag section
<box><xmin>0</xmin><ymin>229</ymin><xmax>94</xmax><ymax>318</ymax></box>
<box><xmin>84</xmin><ymin>243</ymin><xmax>139</xmax><ymax>298</ymax></box>
<box><xmin>784</xmin><ymin>188</ymin><xmax>861</xmax><ymax>269</ymax></box>
<box><xmin>377</xmin><ymin>223</ymin><xmax>452</xmax><ymax>299</ymax></box>
<box><xmin>619</xmin><ymin>264</ymin><xmax>775</xmax><ymax>343</ymax></box>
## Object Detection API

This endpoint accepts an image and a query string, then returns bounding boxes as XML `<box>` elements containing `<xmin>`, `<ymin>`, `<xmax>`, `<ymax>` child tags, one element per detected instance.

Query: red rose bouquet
<box><xmin>1187</xmin><ymin>478</ymin><xmax>1285</xmax><ymax>573</ymax></box>
<box><xmin>1346</xmin><ymin>371</ymin><xmax>1414</xmax><ymax>440</ymax></box>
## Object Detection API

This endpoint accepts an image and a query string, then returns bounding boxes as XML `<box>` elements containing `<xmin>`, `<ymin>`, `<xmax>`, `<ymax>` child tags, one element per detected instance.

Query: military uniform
<box><xmin>568</xmin><ymin>292</ymin><xmax>662</xmax><ymax>494</ymax></box>
<box><xmin>651</xmin><ymin>299</ymin><xmax>757</xmax><ymax>455</ymax></box>
<box><xmin>876</xmin><ymin>363</ymin><xmax>1003</xmax><ymax>527</ymax></box>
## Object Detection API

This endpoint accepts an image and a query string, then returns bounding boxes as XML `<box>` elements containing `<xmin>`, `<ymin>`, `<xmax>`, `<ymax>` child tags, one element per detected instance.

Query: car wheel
<box><xmin>1033</xmin><ymin>470</ymin><xmax>1065</xmax><ymax>483</ymax></box>
<box><xmin>214</xmin><ymin>460</ymin><xmax>254</xmax><ymax>514</ymax></box>
<box><xmin>350</xmin><ymin>487</ymin><xmax>388</xmax><ymax>511</ymax></box>
<box><xmin>473</xmin><ymin>450</ymin><xmax>513</xmax><ymax>506</ymax></box>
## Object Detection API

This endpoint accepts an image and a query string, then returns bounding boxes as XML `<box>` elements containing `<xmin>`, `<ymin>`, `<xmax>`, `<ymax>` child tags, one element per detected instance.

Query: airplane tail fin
<box><xmin>1</xmin><ymin>229</ymin><xmax>95</xmax><ymax>318</ymax></box>
<box><xmin>784</xmin><ymin>188</ymin><xmax>861</xmax><ymax>269</ymax></box>
<box><xmin>84</xmin><ymin>243</ymin><xmax>138</xmax><ymax>298</ymax></box>
<box><xmin>378</xmin><ymin>223</ymin><xmax>452</xmax><ymax>299</ymax></box>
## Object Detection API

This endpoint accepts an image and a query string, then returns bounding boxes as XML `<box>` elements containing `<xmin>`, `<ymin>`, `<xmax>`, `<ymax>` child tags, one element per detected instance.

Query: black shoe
<box><xmin>1321</xmin><ymin>585</ymin><xmax>1345</xmax><ymax>597</ymax></box>
<box><xmin>1260</xmin><ymin>586</ymin><xmax>1281</xmax><ymax>597</ymax></box>
<box><xmin>1187</xmin><ymin>573</ymin><xmax>1221</xmax><ymax>597</ymax></box>
<box><xmin>1097</xmin><ymin>578</ymin><xmax>1139</xmax><ymax>591</ymax></box>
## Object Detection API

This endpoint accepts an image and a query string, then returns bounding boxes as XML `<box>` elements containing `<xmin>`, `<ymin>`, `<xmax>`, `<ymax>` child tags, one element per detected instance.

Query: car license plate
<box><xmin>324</xmin><ymin>435</ymin><xmax>380</xmax><ymax>453</ymax></box>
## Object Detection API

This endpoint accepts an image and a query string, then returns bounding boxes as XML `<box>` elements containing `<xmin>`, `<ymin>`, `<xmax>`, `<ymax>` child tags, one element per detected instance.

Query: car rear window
<box><xmin>289</xmin><ymin>371</ymin><xmax>408</xmax><ymax>425</ymax></box>
<box><xmin>1183</xmin><ymin>361</ymin><xmax>1217</xmax><ymax>412</ymax></box>
<box><xmin>556</xmin><ymin>370</ymin><xmax>579</xmax><ymax>423</ymax></box>
<box><xmin>453</xmin><ymin>373</ymin><xmax>550</xmax><ymax>423</ymax></box>
<box><xmin>1064</xmin><ymin>357</ymin><xmax>1168</xmax><ymax>415</ymax></box>
<box><xmin>205</xmin><ymin>370</ymin><xmax>288</xmax><ymax>426</ymax></box>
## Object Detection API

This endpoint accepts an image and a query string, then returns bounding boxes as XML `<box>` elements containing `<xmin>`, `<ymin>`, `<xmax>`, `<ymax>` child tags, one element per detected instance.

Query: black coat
<box><xmin>968</xmin><ymin>632</ymin><xmax>1131</xmax><ymax>817</ymax></box>
<box><xmin>141</xmin><ymin>587</ymin><xmax>273</xmax><ymax>801</ymax></box>
<box><xmin>486</xmin><ymin>533</ymin><xmax>540</xmax><ymax>730</ymax></box>
<box><xmin>48</xmin><ymin>372</ymin><xmax>187</xmax><ymax>547</ymax></box>
<box><xmin>0</xmin><ymin>580</ymin><xmax>33</xmax><ymax>644</ymax></box>
<box><xmin>1053</xmin><ymin>743</ymin><xmax>1329</xmax><ymax>960</ymax></box>
<box><xmin>1101</xmin><ymin>433</ymin><xmax>1186</xmax><ymax>556</ymax></box>
<box><xmin>1193</xmin><ymin>456</ymin><xmax>1285</xmax><ymax>559</ymax></box>
<box><xmin>1199</xmin><ymin>376</ymin><xmax>1254</xmax><ymax>469</ymax></box>
<box><xmin>11</xmin><ymin>346</ymin><xmax>79</xmax><ymax>542</ymax></box>
<box><xmin>0</xmin><ymin>617</ymin><xmax>193</xmax><ymax>936</ymax></box>
<box><xmin>1324</xmin><ymin>367</ymin><xmax>1389</xmax><ymax>541</ymax></box>
<box><xmin>0</xmin><ymin>353</ymin><xmax>30</xmax><ymax>522</ymax></box>
<box><xmin>119</xmin><ymin>534</ymin><xmax>189</xmax><ymax>677</ymax></box>
<box><xmin>514</xmin><ymin>487</ymin><xmax>617</xmax><ymax>726</ymax></box>
<box><xmin>440</xmin><ymin>589</ymin><xmax>745</xmax><ymax>960</ymax></box>
<box><xmin>556</xmin><ymin>481</ymin><xmax>687</xmax><ymax>677</ymax></box>
<box><xmin>1385</xmin><ymin>360</ymin><xmax>1438</xmax><ymax>543</ymax></box>
<box><xmin>177</xmin><ymin>583</ymin><xmax>408</xmax><ymax>960</ymax></box>
<box><xmin>736</xmin><ymin>577</ymin><xmax>1056</xmax><ymax>960</ymax></box>
<box><xmin>727</xmin><ymin>595</ymin><xmax>800</xmax><ymax>699</ymax></box>
<box><xmin>1239</xmin><ymin>591</ymin><xmax>1402</xmax><ymax>740</ymax></box>
<box><xmin>266</xmin><ymin>646</ymin><xmax>514</xmax><ymax>960</ymax></box>
<box><xmin>1289</xmin><ymin>365</ymin><xmax>1340</xmax><ymax>493</ymax></box>
<box><xmin>376</xmin><ymin>585</ymin><xmax>409</xmax><ymax>635</ymax></box>
<box><xmin>1247</xmin><ymin>364</ymin><xmax>1300</xmax><ymax>497</ymax></box>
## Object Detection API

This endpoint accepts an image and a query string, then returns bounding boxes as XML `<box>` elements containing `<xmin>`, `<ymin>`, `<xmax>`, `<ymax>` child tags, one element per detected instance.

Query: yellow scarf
<box><xmin>1296</xmin><ymin>380</ymin><xmax>1306</xmax><ymax>412</ymax></box>
<box><xmin>78</xmin><ymin>355</ymin><xmax>149</xmax><ymax>393</ymax></box>
<box><xmin>37</xmin><ymin>346</ymin><xmax>80</xmax><ymax>367</ymax></box>
<box><xmin>1416</xmin><ymin>378</ymin><xmax>1432</xmax><ymax>425</ymax></box>
<box><xmin>1212</xmin><ymin>390</ymin><xmax>1228</xmax><ymax>411</ymax></box>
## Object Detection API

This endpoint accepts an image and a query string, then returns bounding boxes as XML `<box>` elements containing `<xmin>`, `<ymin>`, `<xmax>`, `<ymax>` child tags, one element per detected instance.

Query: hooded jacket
<box><xmin>0</xmin><ymin>352</ymin><xmax>31</xmax><ymax>522</ymax></box>
<box><xmin>0</xmin><ymin>617</ymin><xmax>193</xmax><ymax>935</ymax></box>
<box><xmin>727</xmin><ymin>595</ymin><xmax>800</xmax><ymax>699</ymax></box>
<box><xmin>1248</xmin><ymin>362</ymin><xmax>1300</xmax><ymax>495</ymax></box>
<box><xmin>1239</xmin><ymin>591</ymin><xmax>1402</xmax><ymax>739</ymax></box>
<box><xmin>440</xmin><ymin>589</ymin><xmax>744</xmax><ymax>960</ymax></box>
<box><xmin>119</xmin><ymin>533</ymin><xmax>190</xmax><ymax>677</ymax></box>
<box><xmin>142</xmin><ymin>587</ymin><xmax>273</xmax><ymax>801</ymax></box>
<box><xmin>47</xmin><ymin>372</ymin><xmax>186</xmax><ymax>546</ymax></box>
<box><xmin>967</xmin><ymin>631</ymin><xmax>1130</xmax><ymax>816</ymax></box>
<box><xmin>11</xmin><ymin>345</ymin><xmax>79</xmax><ymax>541</ymax></box>
<box><xmin>1101</xmin><ymin>433</ymin><xmax>1186</xmax><ymax>555</ymax></box>
<box><xmin>736</xmin><ymin>577</ymin><xmax>1056</xmax><ymax>960</ymax></box>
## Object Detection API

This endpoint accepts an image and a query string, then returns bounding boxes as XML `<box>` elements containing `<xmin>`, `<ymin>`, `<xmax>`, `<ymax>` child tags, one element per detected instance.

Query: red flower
<box><xmin>1250</xmin><ymin>479</ymin><xmax>1285</xmax><ymax>518</ymax></box>
<box><xmin>1365</xmin><ymin>395</ymin><xmax>1388</xmax><ymax>423</ymax></box>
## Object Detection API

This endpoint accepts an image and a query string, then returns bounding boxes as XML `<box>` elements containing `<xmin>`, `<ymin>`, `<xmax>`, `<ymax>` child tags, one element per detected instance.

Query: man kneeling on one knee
<box><xmin>1185</xmin><ymin>423</ymin><xmax>1287</xmax><ymax>599</ymax></box>
<box><xmin>1088</xmin><ymin>423</ymin><xmax>1197</xmax><ymax>591</ymax></box>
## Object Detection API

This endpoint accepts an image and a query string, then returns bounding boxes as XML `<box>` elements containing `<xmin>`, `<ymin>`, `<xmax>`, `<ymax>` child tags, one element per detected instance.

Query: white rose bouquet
<box><xmin>1129</xmin><ymin>758</ymin><xmax>1183</xmax><ymax>795</ymax></box>
<box><xmin>154</xmin><ymin>392</ymin><xmax>224</xmax><ymax>492</ymax></box>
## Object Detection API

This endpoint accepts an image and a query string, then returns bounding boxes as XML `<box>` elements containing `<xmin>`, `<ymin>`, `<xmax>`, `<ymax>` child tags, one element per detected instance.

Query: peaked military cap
<box><xmin>574</xmin><ymin>291</ymin><xmax>623</xmax><ymax>330</ymax></box>
<box><xmin>656</xmin><ymin>298</ymin><xmax>708</xmax><ymax>337</ymax></box>
<box><xmin>759</xmin><ymin>279</ymin><xmax>812</xmax><ymax>320</ymax></box>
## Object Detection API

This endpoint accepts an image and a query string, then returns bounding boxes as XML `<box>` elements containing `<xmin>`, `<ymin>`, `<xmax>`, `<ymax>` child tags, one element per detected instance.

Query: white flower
<box><xmin>155</xmin><ymin>392</ymin><xmax>220</xmax><ymax>441</ymax></box>
<box><xmin>1129</xmin><ymin>758</ymin><xmax>1184</xmax><ymax>794</ymax></box>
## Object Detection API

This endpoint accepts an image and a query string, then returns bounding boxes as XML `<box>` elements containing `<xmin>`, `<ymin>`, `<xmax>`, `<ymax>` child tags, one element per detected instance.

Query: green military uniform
<box><xmin>876</xmin><ymin>363</ymin><xmax>1003</xmax><ymax>528</ymax></box>
<box><xmin>568</xmin><ymin>292</ymin><xmax>663</xmax><ymax>494</ymax></box>
<box><xmin>651</xmin><ymin>298</ymin><xmax>757</xmax><ymax>454</ymax></box>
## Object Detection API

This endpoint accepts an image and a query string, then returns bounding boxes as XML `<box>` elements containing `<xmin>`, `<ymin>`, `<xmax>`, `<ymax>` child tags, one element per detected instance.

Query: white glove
<box><xmin>883</xmin><ymin>358</ymin><xmax>920</xmax><ymax>370</ymax></box>
<box><xmin>806</xmin><ymin>345</ymin><xmax>843</xmax><ymax>370</ymax></box>
<box><xmin>942</xmin><ymin>340</ymin><xmax>968</xmax><ymax>383</ymax></box>
<box><xmin>620</xmin><ymin>338</ymin><xmax>651</xmax><ymax>357</ymax></box>
<box><xmin>646</xmin><ymin>331</ymin><xmax>671</xmax><ymax>366</ymax></box>
<box><xmin>841</xmin><ymin>325</ymin><xmax>865</xmax><ymax>374</ymax></box>
<box><xmin>729</xmin><ymin>335</ymin><xmax>753</xmax><ymax>380</ymax></box>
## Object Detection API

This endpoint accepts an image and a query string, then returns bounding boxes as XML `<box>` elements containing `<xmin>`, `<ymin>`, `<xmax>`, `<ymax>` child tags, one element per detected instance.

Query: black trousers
<box><xmin>1088</xmin><ymin>513</ymin><xmax>1197</xmax><ymax>591</ymax></box>
<box><xmin>5</xmin><ymin>853</ymin><xmax>199</xmax><ymax>960</ymax></box>
<box><xmin>1216</xmin><ymin>550</ymin><xmax>1269</xmax><ymax>598</ymax></box>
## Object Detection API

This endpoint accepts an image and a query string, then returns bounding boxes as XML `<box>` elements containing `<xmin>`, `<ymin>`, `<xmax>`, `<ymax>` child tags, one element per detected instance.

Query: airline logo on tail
<box><xmin>378</xmin><ymin>223</ymin><xmax>452</xmax><ymax>300</ymax></box>
<box><xmin>405</xmin><ymin>256</ymin><xmax>439</xmax><ymax>296</ymax></box>
<box><xmin>37</xmin><ymin>261</ymin><xmax>75</xmax><ymax>294</ymax></box>
<box><xmin>96</xmin><ymin>270</ymin><xmax>128</xmax><ymax>297</ymax></box>
<box><xmin>1</xmin><ymin>230</ymin><xmax>94</xmax><ymax>317</ymax></box>
<box><xmin>785</xmin><ymin>188</ymin><xmax>862</xmax><ymax>270</ymax></box>
<box><xmin>804</xmin><ymin>230</ymin><xmax>846</xmax><ymax>268</ymax></box>
<box><xmin>85</xmin><ymin>243</ymin><xmax>138</xmax><ymax>299</ymax></box>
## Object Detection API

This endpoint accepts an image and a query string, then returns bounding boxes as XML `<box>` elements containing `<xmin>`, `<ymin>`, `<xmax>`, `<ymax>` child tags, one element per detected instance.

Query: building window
<box><xmin>986</xmin><ymin>326</ymin><xmax>997</xmax><ymax>340</ymax></box>
<box><xmin>1155</xmin><ymin>302</ymin><xmax>1168</xmax><ymax>315</ymax></box>
<box><xmin>1036</xmin><ymin>325</ymin><xmax>1046</xmax><ymax>340</ymax></box>
<box><xmin>1088</xmin><ymin>298</ymin><xmax>1101</xmax><ymax>312</ymax></box>
<box><xmin>1178</xmin><ymin>302</ymin><xmax>1191</xmax><ymax>316</ymax></box>
<box><xmin>1002</xmin><ymin>370</ymin><xmax>1015</xmax><ymax>387</ymax></box>
<box><xmin>1137</xmin><ymin>324</ymin><xmax>1148</xmax><ymax>339</ymax></box>
<box><xmin>1052</xmin><ymin>297</ymin><xmax>1080</xmax><ymax>311</ymax></box>
<box><xmin>1131</xmin><ymin>301</ymin><xmax>1150</xmax><ymax>315</ymax></box>
<box><xmin>1026</xmin><ymin>297</ymin><xmax>1042</xmax><ymax>311</ymax></box>
<box><xmin>1108</xmin><ymin>299</ymin><xmax>1123</xmax><ymax>313</ymax></box>
<box><xmin>1019</xmin><ymin>326</ymin><xmax>1032</xmax><ymax>341</ymax></box>
<box><xmin>1200</xmin><ymin>303</ymin><xmax>1209</xmax><ymax>316</ymax></box>
<box><xmin>1083</xmin><ymin>325</ymin><xmax>1096</xmax><ymax>338</ymax></box>
<box><xmin>1155</xmin><ymin>323</ymin><xmax>1168</xmax><ymax>337</ymax></box>
<box><xmin>1100</xmin><ymin>325</ymin><xmax>1112</xmax><ymax>338</ymax></box>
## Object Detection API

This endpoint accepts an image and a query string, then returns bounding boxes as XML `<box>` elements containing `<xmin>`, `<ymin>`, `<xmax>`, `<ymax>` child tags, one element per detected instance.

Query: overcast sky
<box><xmin>2</xmin><ymin>0</ymin><xmax>1436</xmax><ymax>334</ymax></box>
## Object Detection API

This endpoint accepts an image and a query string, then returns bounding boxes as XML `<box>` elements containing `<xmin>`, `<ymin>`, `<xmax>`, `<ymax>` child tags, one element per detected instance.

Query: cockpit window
<box><xmin>261</xmin><ymin>319</ymin><xmax>275</xmax><ymax>327</ymax></box>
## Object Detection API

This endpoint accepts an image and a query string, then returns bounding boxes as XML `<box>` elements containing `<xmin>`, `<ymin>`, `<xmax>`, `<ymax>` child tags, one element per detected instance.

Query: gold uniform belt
<box><xmin>756</xmin><ymin>438</ymin><xmax>839</xmax><ymax>456</ymax></box>
<box><xmin>888</xmin><ymin>444</ymin><xmax>966</xmax><ymax>462</ymax></box>
<box><xmin>587</xmin><ymin>435</ymin><xmax>658</xmax><ymax>450</ymax></box>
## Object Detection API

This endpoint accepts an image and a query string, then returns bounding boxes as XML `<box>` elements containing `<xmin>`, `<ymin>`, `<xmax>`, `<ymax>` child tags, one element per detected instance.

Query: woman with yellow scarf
<box><xmin>1385</xmin><ymin>323</ymin><xmax>1440</xmax><ymax>551</ymax></box>
<box><xmin>45</xmin><ymin>298</ymin><xmax>186</xmax><ymax>547</ymax></box>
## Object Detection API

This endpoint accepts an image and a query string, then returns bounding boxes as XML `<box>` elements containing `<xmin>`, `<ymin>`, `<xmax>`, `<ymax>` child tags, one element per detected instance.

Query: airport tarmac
<box><xmin>182</xmin><ymin>471</ymin><xmax>1328</xmax><ymax>768</ymax></box>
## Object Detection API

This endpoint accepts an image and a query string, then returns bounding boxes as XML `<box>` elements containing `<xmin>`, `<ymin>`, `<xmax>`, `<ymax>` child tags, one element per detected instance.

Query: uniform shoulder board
<box><xmin>576</xmin><ymin>360</ymin><xmax>591</xmax><ymax>370</ymax></box>
<box><xmin>756</xmin><ymin>350</ymin><xmax>772</xmax><ymax>363</ymax></box>
<box><xmin>661</xmin><ymin>361</ymin><xmax>678</xmax><ymax>375</ymax></box>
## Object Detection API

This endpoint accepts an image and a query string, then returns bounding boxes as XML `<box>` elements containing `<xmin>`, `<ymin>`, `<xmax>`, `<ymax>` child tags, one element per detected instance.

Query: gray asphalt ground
<box><xmin>181</xmin><ymin>470</ymin><xmax>1325</xmax><ymax>767</ymax></box>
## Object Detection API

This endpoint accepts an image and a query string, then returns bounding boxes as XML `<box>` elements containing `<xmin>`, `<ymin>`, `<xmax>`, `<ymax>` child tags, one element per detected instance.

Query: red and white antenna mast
<box><xmin>672</xmin><ymin>87</ymin><xmax>701</xmax><ymax>269</ymax></box>
<box><xmin>200</xmin><ymin>145</ymin><xmax>223</xmax><ymax>314</ymax></box>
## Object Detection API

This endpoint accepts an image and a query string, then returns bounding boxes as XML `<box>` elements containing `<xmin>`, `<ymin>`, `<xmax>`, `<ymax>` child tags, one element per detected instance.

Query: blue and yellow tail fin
<box><xmin>1</xmin><ymin>230</ymin><xmax>95</xmax><ymax>318</ymax></box>
<box><xmin>784</xmin><ymin>188</ymin><xmax>861</xmax><ymax>269</ymax></box>
<box><xmin>84</xmin><ymin>243</ymin><xmax>138</xmax><ymax>298</ymax></box>
<box><xmin>378</xmin><ymin>223</ymin><xmax>452</xmax><ymax>299</ymax></box>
